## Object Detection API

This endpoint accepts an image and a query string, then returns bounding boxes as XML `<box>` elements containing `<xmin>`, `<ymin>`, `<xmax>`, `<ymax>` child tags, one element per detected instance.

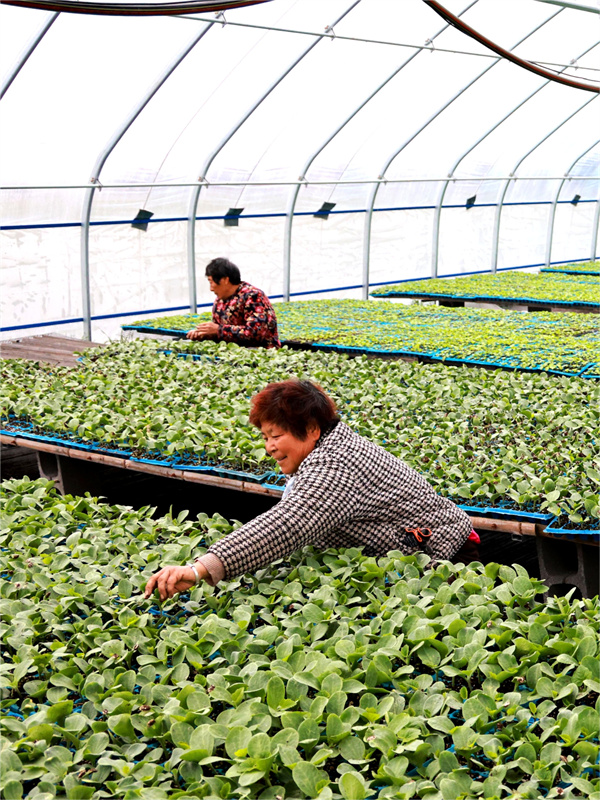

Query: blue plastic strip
<box><xmin>1</xmin><ymin>303</ymin><xmax>213</xmax><ymax>333</ymax></box>
<box><xmin>1</xmin><ymin>316</ymin><xmax>87</xmax><ymax>331</ymax></box>
<box><xmin>280</xmin><ymin>339</ymin><xmax>594</xmax><ymax>379</ymax></box>
<box><xmin>0</xmin><ymin>423</ymin><xmax>595</xmax><ymax>528</ymax></box>
<box><xmin>0</xmin><ymin>420</ymin><xmax>271</xmax><ymax>485</ymax></box>
<box><xmin>541</xmin><ymin>267</ymin><xmax>599</xmax><ymax>276</ymax></box>
<box><xmin>372</xmin><ymin>289</ymin><xmax>599</xmax><ymax>309</ymax></box>
<box><xmin>5</xmin><ymin>258</ymin><xmax>596</xmax><ymax>333</ymax></box>
<box><xmin>580</xmin><ymin>365</ymin><xmax>600</xmax><ymax>379</ymax></box>
<box><xmin>544</xmin><ymin>518</ymin><xmax>599</xmax><ymax>542</ymax></box>
<box><xmin>0</xmin><ymin>425</ymin><xmax>133</xmax><ymax>457</ymax></box>
<box><xmin>456</xmin><ymin>503</ymin><xmax>554</xmax><ymax>523</ymax></box>
<box><xmin>2</xmin><ymin>199</ymin><xmax>596</xmax><ymax>231</ymax></box>
<box><xmin>129</xmin><ymin>456</ymin><xmax>268</xmax><ymax>481</ymax></box>
<box><xmin>122</xmin><ymin>325</ymin><xmax>190</xmax><ymax>336</ymax></box>
<box><xmin>120</xmin><ymin>331</ymin><xmax>597</xmax><ymax>380</ymax></box>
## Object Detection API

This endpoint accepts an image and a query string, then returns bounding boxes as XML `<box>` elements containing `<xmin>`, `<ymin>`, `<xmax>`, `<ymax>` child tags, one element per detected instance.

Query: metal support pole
<box><xmin>361</xmin><ymin>202</ymin><xmax>375</xmax><ymax>300</ymax></box>
<box><xmin>0</xmin><ymin>12</ymin><xmax>59</xmax><ymax>100</ymax></box>
<box><xmin>5</xmin><ymin>175</ymin><xmax>598</xmax><ymax>192</ymax></box>
<box><xmin>283</xmin><ymin>1</ymin><xmax>480</xmax><ymax>302</ymax></box>
<box><xmin>362</xmin><ymin>4</ymin><xmax>526</xmax><ymax>296</ymax></box>
<box><xmin>79</xmin><ymin>23</ymin><xmax>213</xmax><ymax>339</ymax></box>
<box><xmin>431</xmin><ymin>8</ymin><xmax>584</xmax><ymax>277</ymax></box>
<box><xmin>545</xmin><ymin>139</ymin><xmax>600</xmax><ymax>268</ymax></box>
<box><xmin>591</xmin><ymin>188</ymin><xmax>600</xmax><ymax>261</ymax></box>
<box><xmin>187</xmin><ymin>1</ymin><xmax>362</xmax><ymax>310</ymax></box>
<box><xmin>491</xmin><ymin>95</ymin><xmax>597</xmax><ymax>274</ymax></box>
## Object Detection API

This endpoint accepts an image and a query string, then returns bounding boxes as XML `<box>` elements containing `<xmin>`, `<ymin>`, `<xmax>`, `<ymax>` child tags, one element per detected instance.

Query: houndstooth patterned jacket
<box><xmin>199</xmin><ymin>421</ymin><xmax>472</xmax><ymax>584</ymax></box>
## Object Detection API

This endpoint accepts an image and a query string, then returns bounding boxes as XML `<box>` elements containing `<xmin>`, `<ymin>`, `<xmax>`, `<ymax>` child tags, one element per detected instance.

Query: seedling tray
<box><xmin>580</xmin><ymin>364</ymin><xmax>600</xmax><ymax>379</ymax></box>
<box><xmin>541</xmin><ymin>267</ymin><xmax>600</xmax><ymax>276</ymax></box>
<box><xmin>456</xmin><ymin>502</ymin><xmax>554</xmax><ymax>524</ymax></box>
<box><xmin>371</xmin><ymin>289</ymin><xmax>600</xmax><ymax>309</ymax></box>
<box><xmin>544</xmin><ymin>516</ymin><xmax>600</xmax><ymax>543</ymax></box>
<box><xmin>2</xmin><ymin>475</ymin><xmax>600</xmax><ymax>800</ymax></box>
<box><xmin>1</xmin><ymin>420</ymin><xmax>267</xmax><ymax>484</ymax></box>
<box><xmin>0</xmin><ymin>422</ymin><xmax>132</xmax><ymax>458</ymax></box>
<box><xmin>260</xmin><ymin>471</ymin><xmax>286</xmax><ymax>490</ymax></box>
<box><xmin>122</xmin><ymin>324</ymin><xmax>187</xmax><ymax>336</ymax></box>
<box><xmin>123</xmin><ymin>300</ymin><xmax>600</xmax><ymax>379</ymax></box>
<box><xmin>285</xmin><ymin>339</ymin><xmax>597</xmax><ymax>378</ymax></box>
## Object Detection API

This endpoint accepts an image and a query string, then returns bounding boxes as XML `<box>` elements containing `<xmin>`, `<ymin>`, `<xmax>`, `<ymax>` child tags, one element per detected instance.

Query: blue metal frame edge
<box><xmin>3</xmin><ymin>257</ymin><xmax>596</xmax><ymax>333</ymax></box>
<box><xmin>1</xmin><ymin>198</ymin><xmax>596</xmax><ymax>232</ymax></box>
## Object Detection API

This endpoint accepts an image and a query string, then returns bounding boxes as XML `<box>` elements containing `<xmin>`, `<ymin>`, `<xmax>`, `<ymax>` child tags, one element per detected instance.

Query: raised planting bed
<box><xmin>370</xmin><ymin>271</ymin><xmax>600</xmax><ymax>311</ymax></box>
<box><xmin>541</xmin><ymin>260</ymin><xmax>600</xmax><ymax>277</ymax></box>
<box><xmin>123</xmin><ymin>300</ymin><xmax>600</xmax><ymax>379</ymax></box>
<box><xmin>1</xmin><ymin>339</ymin><xmax>598</xmax><ymax>528</ymax></box>
<box><xmin>1</xmin><ymin>477</ymin><xmax>599</xmax><ymax>800</ymax></box>
<box><xmin>0</xmin><ymin>416</ymin><xmax>273</xmax><ymax>485</ymax></box>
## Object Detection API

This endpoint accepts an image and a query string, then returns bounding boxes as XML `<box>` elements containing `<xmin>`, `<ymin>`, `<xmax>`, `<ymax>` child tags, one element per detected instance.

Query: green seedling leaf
<box><xmin>339</xmin><ymin>771</ymin><xmax>367</xmax><ymax>800</ymax></box>
<box><xmin>293</xmin><ymin>762</ymin><xmax>328</xmax><ymax>797</ymax></box>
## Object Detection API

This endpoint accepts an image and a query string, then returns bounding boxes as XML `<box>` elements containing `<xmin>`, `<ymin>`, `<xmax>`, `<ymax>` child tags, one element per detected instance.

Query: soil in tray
<box><xmin>10</xmin><ymin>423</ymin><xmax>130</xmax><ymax>456</ymax></box>
<box><xmin>448</xmin><ymin>496</ymin><xmax>547</xmax><ymax>516</ymax></box>
<box><xmin>549</xmin><ymin>515</ymin><xmax>600</xmax><ymax>532</ymax></box>
<box><xmin>169</xmin><ymin>452</ymin><xmax>268</xmax><ymax>477</ymax></box>
<box><xmin>2</xmin><ymin>418</ymin><xmax>269</xmax><ymax>479</ymax></box>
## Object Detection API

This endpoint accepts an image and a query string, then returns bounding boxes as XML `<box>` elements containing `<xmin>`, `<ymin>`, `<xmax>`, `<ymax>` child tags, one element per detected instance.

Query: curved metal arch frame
<box><xmin>545</xmin><ymin>138</ymin><xmax>600</xmax><ymax>267</ymax></box>
<box><xmin>360</xmin><ymin>6</ymin><xmax>553</xmax><ymax>298</ymax></box>
<box><xmin>430</xmin><ymin>14</ymin><xmax>600</xmax><ymax>277</ymax></box>
<box><xmin>423</xmin><ymin>0</ymin><xmax>599</xmax><ymax>93</ymax></box>
<box><xmin>5</xmin><ymin>3</ymin><xmax>597</xmax><ymax>336</ymax></box>
<box><xmin>491</xmin><ymin>94</ymin><xmax>598</xmax><ymax>273</ymax></box>
<box><xmin>79</xmin><ymin>21</ymin><xmax>215</xmax><ymax>339</ymax></box>
<box><xmin>186</xmin><ymin>0</ymin><xmax>362</xmax><ymax>313</ymax></box>
<box><xmin>0</xmin><ymin>11</ymin><xmax>59</xmax><ymax>100</ymax></box>
<box><xmin>280</xmin><ymin>0</ymin><xmax>480</xmax><ymax>302</ymax></box>
<box><xmin>591</xmin><ymin>185</ymin><xmax>600</xmax><ymax>261</ymax></box>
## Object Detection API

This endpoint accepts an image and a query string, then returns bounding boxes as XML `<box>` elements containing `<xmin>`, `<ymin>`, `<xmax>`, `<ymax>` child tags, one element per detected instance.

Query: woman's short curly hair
<box><xmin>249</xmin><ymin>379</ymin><xmax>339</xmax><ymax>441</ymax></box>
<box><xmin>205</xmin><ymin>257</ymin><xmax>241</xmax><ymax>284</ymax></box>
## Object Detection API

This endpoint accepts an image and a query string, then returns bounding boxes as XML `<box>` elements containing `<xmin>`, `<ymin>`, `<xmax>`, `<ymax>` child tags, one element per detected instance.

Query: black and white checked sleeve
<box><xmin>205</xmin><ymin>457</ymin><xmax>359</xmax><ymax>579</ymax></box>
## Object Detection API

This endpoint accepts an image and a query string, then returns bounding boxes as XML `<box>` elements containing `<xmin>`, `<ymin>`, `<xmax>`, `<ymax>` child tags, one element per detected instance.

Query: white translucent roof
<box><xmin>0</xmin><ymin>0</ymin><xmax>598</xmax><ymax>340</ymax></box>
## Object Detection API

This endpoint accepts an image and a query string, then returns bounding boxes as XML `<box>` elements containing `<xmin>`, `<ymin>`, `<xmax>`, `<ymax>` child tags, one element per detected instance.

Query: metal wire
<box><xmin>423</xmin><ymin>0</ymin><xmax>600</xmax><ymax>92</ymax></box>
<box><xmin>173</xmin><ymin>13</ymin><xmax>600</xmax><ymax>74</ymax></box>
<box><xmin>3</xmin><ymin>176</ymin><xmax>599</xmax><ymax>191</ymax></box>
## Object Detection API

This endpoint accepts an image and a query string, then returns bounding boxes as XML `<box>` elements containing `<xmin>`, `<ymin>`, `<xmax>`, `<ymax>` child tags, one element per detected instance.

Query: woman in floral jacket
<box><xmin>187</xmin><ymin>257</ymin><xmax>280</xmax><ymax>349</ymax></box>
<box><xmin>145</xmin><ymin>380</ymin><xmax>478</xmax><ymax>600</ymax></box>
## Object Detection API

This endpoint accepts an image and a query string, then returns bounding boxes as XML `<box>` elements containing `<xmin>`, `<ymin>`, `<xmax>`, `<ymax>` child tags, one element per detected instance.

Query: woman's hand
<box><xmin>144</xmin><ymin>563</ymin><xmax>206</xmax><ymax>601</ymax></box>
<box><xmin>186</xmin><ymin>322</ymin><xmax>219</xmax><ymax>340</ymax></box>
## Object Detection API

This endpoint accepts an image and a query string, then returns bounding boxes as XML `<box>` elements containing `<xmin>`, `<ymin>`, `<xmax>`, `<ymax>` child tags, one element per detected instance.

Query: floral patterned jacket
<box><xmin>213</xmin><ymin>282</ymin><xmax>280</xmax><ymax>348</ymax></box>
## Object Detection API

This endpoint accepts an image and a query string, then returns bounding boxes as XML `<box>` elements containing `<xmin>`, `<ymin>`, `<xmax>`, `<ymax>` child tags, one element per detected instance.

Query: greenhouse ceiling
<box><xmin>0</xmin><ymin>0</ymin><xmax>598</xmax><ymax>341</ymax></box>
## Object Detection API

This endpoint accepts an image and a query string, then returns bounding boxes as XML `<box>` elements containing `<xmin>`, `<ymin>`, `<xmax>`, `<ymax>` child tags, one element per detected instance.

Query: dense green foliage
<box><xmin>124</xmin><ymin>300</ymin><xmax>599</xmax><ymax>377</ymax></box>
<box><xmin>1</xmin><ymin>340</ymin><xmax>598</xmax><ymax>523</ymax></box>
<box><xmin>370</xmin><ymin>272</ymin><xmax>600</xmax><ymax>307</ymax></box>
<box><xmin>541</xmin><ymin>261</ymin><xmax>600</xmax><ymax>277</ymax></box>
<box><xmin>1</xmin><ymin>478</ymin><xmax>599</xmax><ymax>800</ymax></box>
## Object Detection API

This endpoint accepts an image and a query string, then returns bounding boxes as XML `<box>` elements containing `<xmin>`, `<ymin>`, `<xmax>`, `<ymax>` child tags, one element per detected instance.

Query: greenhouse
<box><xmin>1</xmin><ymin>1</ymin><xmax>599</xmax><ymax>799</ymax></box>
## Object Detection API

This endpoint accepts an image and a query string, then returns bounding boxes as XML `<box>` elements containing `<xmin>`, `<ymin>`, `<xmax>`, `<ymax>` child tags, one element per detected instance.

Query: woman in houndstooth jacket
<box><xmin>145</xmin><ymin>380</ymin><xmax>477</xmax><ymax>600</ymax></box>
